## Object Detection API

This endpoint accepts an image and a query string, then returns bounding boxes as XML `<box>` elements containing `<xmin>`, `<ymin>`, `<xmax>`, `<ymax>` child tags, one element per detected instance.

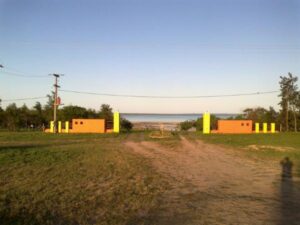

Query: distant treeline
<box><xmin>180</xmin><ymin>73</ymin><xmax>300</xmax><ymax>132</ymax></box>
<box><xmin>0</xmin><ymin>95</ymin><xmax>132</xmax><ymax>131</ymax></box>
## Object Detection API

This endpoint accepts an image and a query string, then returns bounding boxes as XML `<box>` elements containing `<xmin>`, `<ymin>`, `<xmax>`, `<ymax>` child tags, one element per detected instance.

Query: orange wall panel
<box><xmin>217</xmin><ymin>120</ymin><xmax>253</xmax><ymax>134</ymax></box>
<box><xmin>71</xmin><ymin>119</ymin><xmax>105</xmax><ymax>133</ymax></box>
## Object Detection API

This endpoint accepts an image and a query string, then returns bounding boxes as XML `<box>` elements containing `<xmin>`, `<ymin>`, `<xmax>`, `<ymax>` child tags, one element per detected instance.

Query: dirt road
<box><xmin>125</xmin><ymin>136</ymin><xmax>300</xmax><ymax>225</ymax></box>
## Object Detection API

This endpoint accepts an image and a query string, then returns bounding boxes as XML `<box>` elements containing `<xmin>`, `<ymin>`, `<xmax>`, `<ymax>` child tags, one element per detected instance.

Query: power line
<box><xmin>60</xmin><ymin>89</ymin><xmax>280</xmax><ymax>99</ymax></box>
<box><xmin>0</xmin><ymin>70</ymin><xmax>50</xmax><ymax>78</ymax></box>
<box><xmin>1</xmin><ymin>96</ymin><xmax>48</xmax><ymax>102</ymax></box>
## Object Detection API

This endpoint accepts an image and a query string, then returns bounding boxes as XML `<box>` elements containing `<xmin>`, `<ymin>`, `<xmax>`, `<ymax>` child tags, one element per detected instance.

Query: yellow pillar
<box><xmin>65</xmin><ymin>121</ymin><xmax>69</xmax><ymax>133</ymax></box>
<box><xmin>113</xmin><ymin>112</ymin><xmax>120</xmax><ymax>133</ymax></box>
<box><xmin>58</xmin><ymin>121</ymin><xmax>62</xmax><ymax>133</ymax></box>
<box><xmin>271</xmin><ymin>123</ymin><xmax>275</xmax><ymax>133</ymax></box>
<box><xmin>255</xmin><ymin>123</ymin><xmax>260</xmax><ymax>133</ymax></box>
<box><xmin>203</xmin><ymin>112</ymin><xmax>210</xmax><ymax>134</ymax></box>
<box><xmin>263</xmin><ymin>123</ymin><xmax>267</xmax><ymax>133</ymax></box>
<box><xmin>50</xmin><ymin>121</ymin><xmax>54</xmax><ymax>133</ymax></box>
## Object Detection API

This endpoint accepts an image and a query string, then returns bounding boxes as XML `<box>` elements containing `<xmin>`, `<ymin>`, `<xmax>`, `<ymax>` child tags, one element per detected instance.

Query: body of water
<box><xmin>121</xmin><ymin>113</ymin><xmax>237</xmax><ymax>122</ymax></box>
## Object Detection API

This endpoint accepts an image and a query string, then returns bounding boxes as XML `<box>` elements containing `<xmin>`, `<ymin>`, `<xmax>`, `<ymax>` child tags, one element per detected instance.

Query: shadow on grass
<box><xmin>279</xmin><ymin>157</ymin><xmax>300</xmax><ymax>225</ymax></box>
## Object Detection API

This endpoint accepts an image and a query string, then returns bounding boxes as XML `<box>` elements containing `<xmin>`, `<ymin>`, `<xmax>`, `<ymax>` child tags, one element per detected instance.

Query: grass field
<box><xmin>1</xmin><ymin>131</ymin><xmax>300</xmax><ymax>224</ymax></box>
<box><xmin>0</xmin><ymin>132</ymin><xmax>166</xmax><ymax>225</ymax></box>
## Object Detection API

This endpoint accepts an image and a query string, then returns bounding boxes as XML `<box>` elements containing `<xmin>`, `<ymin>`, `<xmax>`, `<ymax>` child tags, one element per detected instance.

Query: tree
<box><xmin>279</xmin><ymin>73</ymin><xmax>299</xmax><ymax>131</ymax></box>
<box><xmin>5</xmin><ymin>103</ymin><xmax>20</xmax><ymax>130</ymax></box>
<box><xmin>43</xmin><ymin>92</ymin><xmax>55</xmax><ymax>125</ymax></box>
<box><xmin>99</xmin><ymin>104</ymin><xmax>113</xmax><ymax>121</ymax></box>
<box><xmin>60</xmin><ymin>105</ymin><xmax>89</xmax><ymax>121</ymax></box>
<box><xmin>120</xmin><ymin>117</ymin><xmax>133</xmax><ymax>132</ymax></box>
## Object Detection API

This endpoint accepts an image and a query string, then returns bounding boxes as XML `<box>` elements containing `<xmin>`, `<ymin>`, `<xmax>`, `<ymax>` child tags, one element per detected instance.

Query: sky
<box><xmin>0</xmin><ymin>0</ymin><xmax>299</xmax><ymax>113</ymax></box>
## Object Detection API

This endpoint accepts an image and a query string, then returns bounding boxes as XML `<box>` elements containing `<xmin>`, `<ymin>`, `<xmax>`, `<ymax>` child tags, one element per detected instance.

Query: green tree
<box><xmin>43</xmin><ymin>92</ymin><xmax>55</xmax><ymax>124</ymax></box>
<box><xmin>60</xmin><ymin>105</ymin><xmax>89</xmax><ymax>121</ymax></box>
<box><xmin>99</xmin><ymin>104</ymin><xmax>113</xmax><ymax>121</ymax></box>
<box><xmin>120</xmin><ymin>117</ymin><xmax>133</xmax><ymax>132</ymax></box>
<box><xmin>279</xmin><ymin>73</ymin><xmax>299</xmax><ymax>131</ymax></box>
<box><xmin>5</xmin><ymin>103</ymin><xmax>20</xmax><ymax>130</ymax></box>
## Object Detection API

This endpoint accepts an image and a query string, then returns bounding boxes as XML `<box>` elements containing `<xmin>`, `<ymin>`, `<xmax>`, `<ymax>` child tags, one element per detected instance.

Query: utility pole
<box><xmin>51</xmin><ymin>73</ymin><xmax>62</xmax><ymax>133</ymax></box>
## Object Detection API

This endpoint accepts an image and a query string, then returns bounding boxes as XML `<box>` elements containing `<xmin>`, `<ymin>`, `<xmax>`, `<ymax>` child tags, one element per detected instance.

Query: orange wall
<box><xmin>217</xmin><ymin>120</ymin><xmax>253</xmax><ymax>134</ymax></box>
<box><xmin>71</xmin><ymin>119</ymin><xmax>105</xmax><ymax>133</ymax></box>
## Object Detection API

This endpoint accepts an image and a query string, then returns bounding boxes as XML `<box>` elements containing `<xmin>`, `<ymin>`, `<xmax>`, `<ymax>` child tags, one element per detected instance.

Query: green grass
<box><xmin>0</xmin><ymin>132</ymin><xmax>166</xmax><ymax>225</ymax></box>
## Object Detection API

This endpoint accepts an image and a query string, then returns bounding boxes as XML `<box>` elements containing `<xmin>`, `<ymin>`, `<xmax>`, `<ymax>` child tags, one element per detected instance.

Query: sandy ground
<box><xmin>125</xmin><ymin>136</ymin><xmax>300</xmax><ymax>225</ymax></box>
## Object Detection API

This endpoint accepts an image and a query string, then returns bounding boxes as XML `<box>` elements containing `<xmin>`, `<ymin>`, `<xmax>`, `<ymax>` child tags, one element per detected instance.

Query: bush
<box><xmin>180</xmin><ymin>120</ymin><xmax>195</xmax><ymax>131</ymax></box>
<box><xmin>120</xmin><ymin>118</ymin><xmax>133</xmax><ymax>132</ymax></box>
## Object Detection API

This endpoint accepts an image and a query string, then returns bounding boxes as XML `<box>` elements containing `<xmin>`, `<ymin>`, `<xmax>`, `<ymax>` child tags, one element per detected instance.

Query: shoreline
<box><xmin>132</xmin><ymin>121</ymin><xmax>180</xmax><ymax>131</ymax></box>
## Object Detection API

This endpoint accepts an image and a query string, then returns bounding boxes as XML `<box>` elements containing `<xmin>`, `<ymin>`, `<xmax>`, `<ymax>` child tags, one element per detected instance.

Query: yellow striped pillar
<box><xmin>255</xmin><ymin>123</ymin><xmax>260</xmax><ymax>133</ymax></box>
<box><xmin>271</xmin><ymin>123</ymin><xmax>276</xmax><ymax>133</ymax></box>
<box><xmin>113</xmin><ymin>112</ymin><xmax>120</xmax><ymax>133</ymax></box>
<box><xmin>58</xmin><ymin>121</ymin><xmax>62</xmax><ymax>133</ymax></box>
<box><xmin>65</xmin><ymin>121</ymin><xmax>69</xmax><ymax>133</ymax></box>
<box><xmin>203</xmin><ymin>112</ymin><xmax>210</xmax><ymax>134</ymax></box>
<box><xmin>50</xmin><ymin>121</ymin><xmax>54</xmax><ymax>133</ymax></box>
<box><xmin>263</xmin><ymin>123</ymin><xmax>268</xmax><ymax>133</ymax></box>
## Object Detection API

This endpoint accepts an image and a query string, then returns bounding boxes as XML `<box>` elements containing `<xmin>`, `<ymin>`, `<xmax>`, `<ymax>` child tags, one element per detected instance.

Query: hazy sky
<box><xmin>0</xmin><ymin>0</ymin><xmax>299</xmax><ymax>113</ymax></box>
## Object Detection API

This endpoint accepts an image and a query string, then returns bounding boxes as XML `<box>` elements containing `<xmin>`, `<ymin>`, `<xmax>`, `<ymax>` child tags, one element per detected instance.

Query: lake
<box><xmin>121</xmin><ymin>113</ymin><xmax>237</xmax><ymax>122</ymax></box>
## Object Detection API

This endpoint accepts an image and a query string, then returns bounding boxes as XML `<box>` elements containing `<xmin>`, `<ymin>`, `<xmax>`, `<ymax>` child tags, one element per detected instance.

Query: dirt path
<box><xmin>125</xmin><ymin>136</ymin><xmax>300</xmax><ymax>225</ymax></box>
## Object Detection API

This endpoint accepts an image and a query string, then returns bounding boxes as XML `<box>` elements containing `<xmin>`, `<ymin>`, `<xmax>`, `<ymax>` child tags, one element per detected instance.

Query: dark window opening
<box><xmin>241</xmin><ymin>123</ymin><xmax>244</xmax><ymax>126</ymax></box>
<box><xmin>75</xmin><ymin>122</ymin><xmax>78</xmax><ymax>125</ymax></box>
<box><xmin>80</xmin><ymin>121</ymin><xmax>83</xmax><ymax>125</ymax></box>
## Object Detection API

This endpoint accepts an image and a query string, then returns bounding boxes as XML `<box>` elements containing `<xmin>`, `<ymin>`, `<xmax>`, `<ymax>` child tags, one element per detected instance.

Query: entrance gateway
<box><xmin>203</xmin><ymin>112</ymin><xmax>276</xmax><ymax>134</ymax></box>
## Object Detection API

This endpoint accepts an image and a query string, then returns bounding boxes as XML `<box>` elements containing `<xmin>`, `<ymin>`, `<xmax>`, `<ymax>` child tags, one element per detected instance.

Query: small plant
<box><xmin>121</xmin><ymin>117</ymin><xmax>133</xmax><ymax>132</ymax></box>
<box><xmin>180</xmin><ymin>120</ymin><xmax>195</xmax><ymax>131</ymax></box>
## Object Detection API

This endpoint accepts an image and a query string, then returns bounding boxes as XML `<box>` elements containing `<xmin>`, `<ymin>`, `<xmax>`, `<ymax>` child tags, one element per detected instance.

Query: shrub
<box><xmin>180</xmin><ymin>120</ymin><xmax>195</xmax><ymax>131</ymax></box>
<box><xmin>120</xmin><ymin>118</ymin><xmax>133</xmax><ymax>132</ymax></box>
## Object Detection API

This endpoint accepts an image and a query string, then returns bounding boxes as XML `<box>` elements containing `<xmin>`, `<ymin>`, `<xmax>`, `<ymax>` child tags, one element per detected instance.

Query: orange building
<box><xmin>70</xmin><ymin>119</ymin><xmax>106</xmax><ymax>133</ymax></box>
<box><xmin>216</xmin><ymin>120</ymin><xmax>253</xmax><ymax>134</ymax></box>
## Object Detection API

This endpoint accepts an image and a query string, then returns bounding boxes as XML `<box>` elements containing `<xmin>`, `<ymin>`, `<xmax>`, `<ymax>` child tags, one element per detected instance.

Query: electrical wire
<box><xmin>1</xmin><ymin>96</ymin><xmax>48</xmax><ymax>102</ymax></box>
<box><xmin>60</xmin><ymin>89</ymin><xmax>280</xmax><ymax>99</ymax></box>
<box><xmin>0</xmin><ymin>68</ymin><xmax>50</xmax><ymax>78</ymax></box>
